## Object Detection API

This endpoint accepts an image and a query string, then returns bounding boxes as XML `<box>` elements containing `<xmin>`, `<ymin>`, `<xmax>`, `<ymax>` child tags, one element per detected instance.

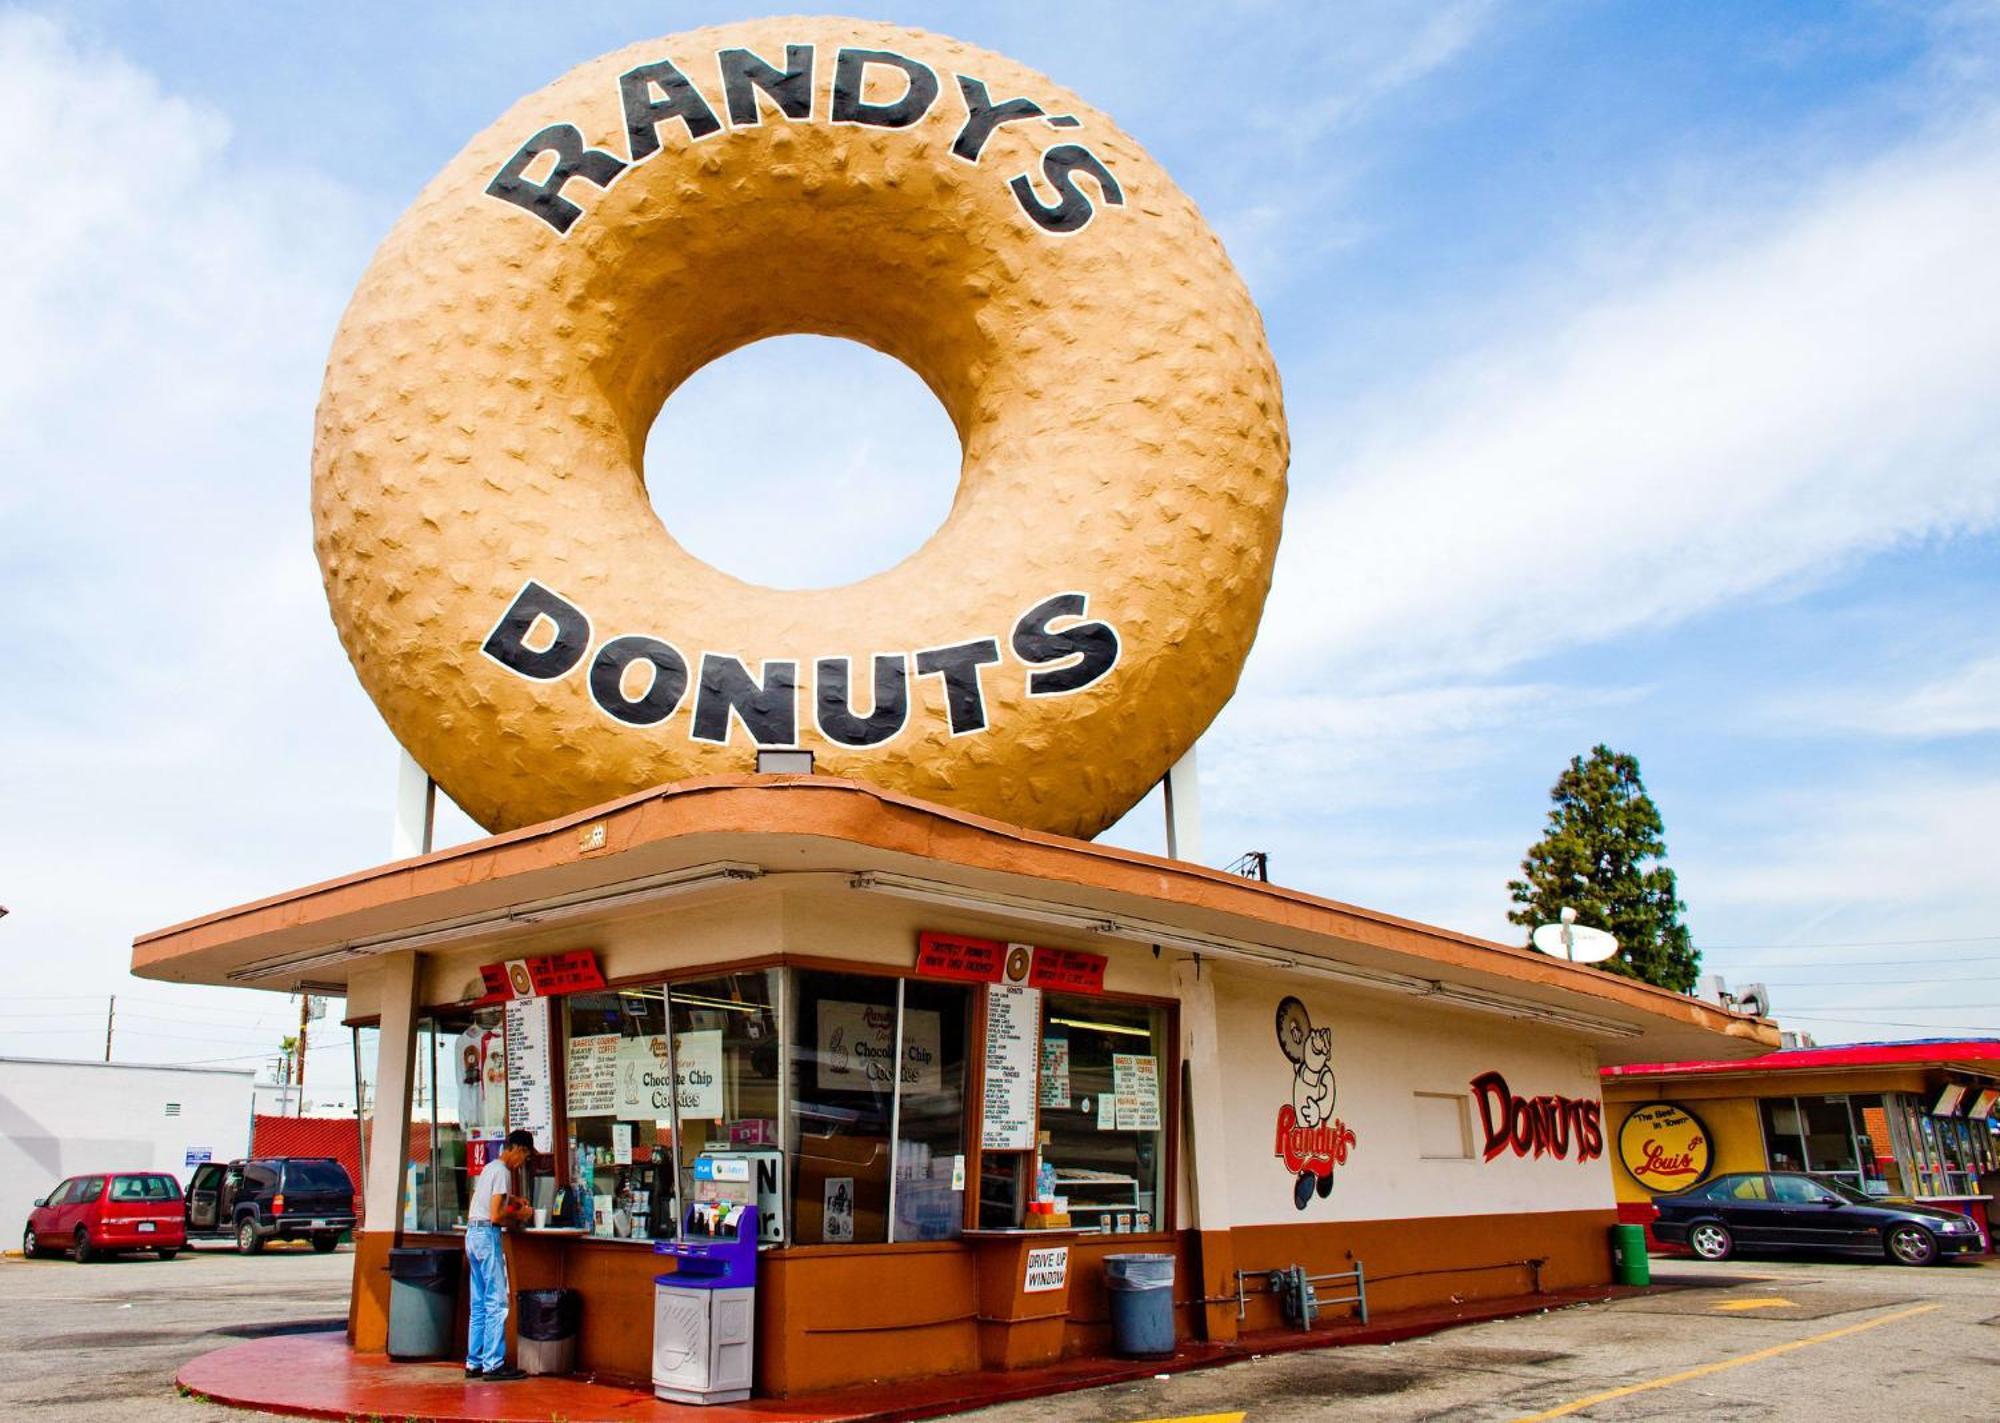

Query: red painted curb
<box><xmin>177</xmin><ymin>1287</ymin><xmax>1639</xmax><ymax>1423</ymax></box>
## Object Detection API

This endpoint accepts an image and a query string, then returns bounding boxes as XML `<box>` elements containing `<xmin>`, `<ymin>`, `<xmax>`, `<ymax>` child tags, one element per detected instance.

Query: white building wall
<box><xmin>1213</xmin><ymin>971</ymin><xmax>1615</xmax><ymax>1227</ymax></box>
<box><xmin>0</xmin><ymin>1058</ymin><xmax>254</xmax><ymax>1233</ymax></box>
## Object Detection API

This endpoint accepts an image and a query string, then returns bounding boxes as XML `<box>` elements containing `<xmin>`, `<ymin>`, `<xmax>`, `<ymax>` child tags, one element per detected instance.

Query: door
<box><xmin>1714</xmin><ymin>1174</ymin><xmax>1784</xmax><ymax>1245</ymax></box>
<box><xmin>1768</xmin><ymin>1174</ymin><xmax>1853</xmax><ymax>1249</ymax></box>
<box><xmin>34</xmin><ymin>1179</ymin><xmax>78</xmax><ymax>1238</ymax></box>
<box><xmin>187</xmin><ymin>1164</ymin><xmax>224</xmax><ymax>1231</ymax></box>
<box><xmin>220</xmin><ymin>1164</ymin><xmax>248</xmax><ymax>1222</ymax></box>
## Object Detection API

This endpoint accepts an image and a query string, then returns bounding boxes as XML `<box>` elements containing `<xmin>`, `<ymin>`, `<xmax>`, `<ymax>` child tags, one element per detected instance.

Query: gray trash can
<box><xmin>387</xmin><ymin>1248</ymin><xmax>460</xmax><ymax>1361</ymax></box>
<box><xmin>1104</xmin><ymin>1252</ymin><xmax>1176</xmax><ymax>1359</ymax></box>
<box><xmin>517</xmin><ymin>1288</ymin><xmax>580</xmax><ymax>1376</ymax></box>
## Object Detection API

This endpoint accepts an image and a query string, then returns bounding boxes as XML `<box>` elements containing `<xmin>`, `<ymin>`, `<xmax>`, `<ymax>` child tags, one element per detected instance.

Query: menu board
<box><xmin>503</xmin><ymin>999</ymin><xmax>554</xmax><ymax>1152</ymax></box>
<box><xmin>1112</xmin><ymin>1053</ymin><xmax>1160</xmax><ymax>1132</ymax></box>
<box><xmin>565</xmin><ymin>1033</ymin><xmax>621</xmax><ymax>1118</ymax></box>
<box><xmin>1040</xmin><ymin>1038</ymin><xmax>1071</xmax><ymax>1109</ymax></box>
<box><xmin>981</xmin><ymin>985</ymin><xmax>1040</xmax><ymax>1151</ymax></box>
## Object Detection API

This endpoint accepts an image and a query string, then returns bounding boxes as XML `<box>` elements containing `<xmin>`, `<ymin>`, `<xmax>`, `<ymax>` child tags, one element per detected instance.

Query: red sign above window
<box><xmin>914</xmin><ymin>932</ymin><xmax>1107</xmax><ymax>994</ymax></box>
<box><xmin>476</xmin><ymin>949</ymin><xmax>605</xmax><ymax>1003</ymax></box>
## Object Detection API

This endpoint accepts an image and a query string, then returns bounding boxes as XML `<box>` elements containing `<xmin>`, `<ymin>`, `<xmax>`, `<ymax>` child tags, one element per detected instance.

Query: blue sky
<box><xmin>3</xmin><ymin>2</ymin><xmax>1997</xmax><ymax>1076</ymax></box>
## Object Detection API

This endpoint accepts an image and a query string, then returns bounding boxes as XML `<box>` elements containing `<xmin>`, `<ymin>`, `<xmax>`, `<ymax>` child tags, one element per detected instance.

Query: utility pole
<box><xmin>295</xmin><ymin>993</ymin><xmax>311</xmax><ymax>1116</ymax></box>
<box><xmin>103</xmin><ymin>995</ymin><xmax>115</xmax><ymax>1062</ymax></box>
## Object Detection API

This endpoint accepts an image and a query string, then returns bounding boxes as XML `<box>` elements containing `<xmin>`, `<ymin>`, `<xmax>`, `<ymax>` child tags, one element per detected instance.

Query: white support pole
<box><xmin>1172</xmin><ymin>955</ymin><xmax>1238</xmax><ymax>1340</ymax></box>
<box><xmin>391</xmin><ymin>746</ymin><xmax>437</xmax><ymax>859</ymax></box>
<box><xmin>362</xmin><ymin>951</ymin><xmax>422</xmax><ymax>1235</ymax></box>
<box><xmin>1163</xmin><ymin>743</ymin><xmax>1203</xmax><ymax>864</ymax></box>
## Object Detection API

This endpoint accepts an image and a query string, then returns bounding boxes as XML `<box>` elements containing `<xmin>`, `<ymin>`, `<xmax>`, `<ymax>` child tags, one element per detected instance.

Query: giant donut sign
<box><xmin>313</xmin><ymin>18</ymin><xmax>1288</xmax><ymax>836</ymax></box>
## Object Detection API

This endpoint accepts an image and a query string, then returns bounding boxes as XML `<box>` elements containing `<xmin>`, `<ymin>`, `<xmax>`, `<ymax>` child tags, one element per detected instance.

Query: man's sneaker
<box><xmin>481</xmin><ymin>1367</ymin><xmax>529</xmax><ymax>1381</ymax></box>
<box><xmin>465</xmin><ymin>1368</ymin><xmax>484</xmax><ymax>1379</ymax></box>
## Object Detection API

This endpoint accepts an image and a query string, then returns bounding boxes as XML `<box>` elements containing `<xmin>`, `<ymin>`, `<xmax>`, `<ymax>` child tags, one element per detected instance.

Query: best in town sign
<box><xmin>1617</xmin><ymin>1101</ymin><xmax>1713</xmax><ymax>1191</ymax></box>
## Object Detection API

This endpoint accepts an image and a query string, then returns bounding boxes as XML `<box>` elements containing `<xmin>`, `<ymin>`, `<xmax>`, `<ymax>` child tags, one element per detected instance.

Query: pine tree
<box><xmin>1506</xmin><ymin>745</ymin><xmax>1699</xmax><ymax>992</ymax></box>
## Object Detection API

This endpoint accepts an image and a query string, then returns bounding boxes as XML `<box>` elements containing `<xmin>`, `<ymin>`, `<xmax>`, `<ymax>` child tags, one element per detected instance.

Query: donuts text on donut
<box><xmin>483</xmin><ymin>582</ymin><xmax>1120</xmax><ymax>746</ymax></box>
<box><xmin>485</xmin><ymin>41</ymin><xmax>1124</xmax><ymax>236</ymax></box>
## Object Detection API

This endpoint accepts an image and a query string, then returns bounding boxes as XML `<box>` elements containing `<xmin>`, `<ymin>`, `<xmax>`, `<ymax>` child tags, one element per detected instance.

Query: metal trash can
<box><xmin>1104</xmin><ymin>1252</ymin><xmax>1176</xmax><ymax>1359</ymax></box>
<box><xmin>1610</xmin><ymin>1224</ymin><xmax>1650</xmax><ymax>1287</ymax></box>
<box><xmin>517</xmin><ymin>1288</ymin><xmax>580</xmax><ymax>1376</ymax></box>
<box><xmin>386</xmin><ymin>1248</ymin><xmax>460</xmax><ymax>1361</ymax></box>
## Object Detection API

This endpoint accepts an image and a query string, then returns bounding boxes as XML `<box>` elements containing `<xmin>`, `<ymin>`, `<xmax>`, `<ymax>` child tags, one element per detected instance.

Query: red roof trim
<box><xmin>1603</xmin><ymin>1038</ymin><xmax>2000</xmax><ymax>1079</ymax></box>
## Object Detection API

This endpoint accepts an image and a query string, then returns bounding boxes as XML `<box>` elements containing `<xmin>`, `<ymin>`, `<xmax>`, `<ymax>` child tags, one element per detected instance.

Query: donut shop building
<box><xmin>134</xmin><ymin>776</ymin><xmax>1775</xmax><ymax>1398</ymax></box>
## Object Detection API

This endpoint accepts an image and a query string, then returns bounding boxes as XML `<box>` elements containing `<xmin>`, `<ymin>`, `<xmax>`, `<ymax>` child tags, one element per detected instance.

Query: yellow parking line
<box><xmin>1510</xmin><ymin>1302</ymin><xmax>1939</xmax><ymax>1421</ymax></box>
<box><xmin>1712</xmin><ymin>1297</ymin><xmax>1796</xmax><ymax>1311</ymax></box>
<box><xmin>1124</xmin><ymin>1415</ymin><xmax>1246</xmax><ymax>1423</ymax></box>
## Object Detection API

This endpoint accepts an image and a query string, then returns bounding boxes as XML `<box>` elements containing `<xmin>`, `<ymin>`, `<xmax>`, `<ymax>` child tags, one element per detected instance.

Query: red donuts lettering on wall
<box><xmin>1470</xmin><ymin>1070</ymin><xmax>1604</xmax><ymax>1163</ymax></box>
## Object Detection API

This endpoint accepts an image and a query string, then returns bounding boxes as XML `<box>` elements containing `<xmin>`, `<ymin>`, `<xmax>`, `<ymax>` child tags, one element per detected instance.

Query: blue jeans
<box><xmin>464</xmin><ymin>1223</ymin><xmax>508</xmax><ymax>1372</ymax></box>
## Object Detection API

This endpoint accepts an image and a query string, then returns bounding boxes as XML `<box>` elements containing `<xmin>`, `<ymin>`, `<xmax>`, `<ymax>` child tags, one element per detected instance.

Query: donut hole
<box><xmin>642</xmin><ymin>334</ymin><xmax>963</xmax><ymax>591</ymax></box>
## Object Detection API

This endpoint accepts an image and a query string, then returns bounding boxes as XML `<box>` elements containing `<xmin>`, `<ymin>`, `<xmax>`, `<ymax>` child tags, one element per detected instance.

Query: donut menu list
<box><xmin>980</xmin><ymin>985</ymin><xmax>1039</xmax><ymax>1152</ymax></box>
<box><xmin>503</xmin><ymin>1000</ymin><xmax>554</xmax><ymax>1152</ymax></box>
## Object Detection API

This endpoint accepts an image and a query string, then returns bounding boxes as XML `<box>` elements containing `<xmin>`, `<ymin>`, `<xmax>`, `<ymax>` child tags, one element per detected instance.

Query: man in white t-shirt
<box><xmin>465</xmin><ymin>1128</ymin><xmax>534</xmax><ymax>1381</ymax></box>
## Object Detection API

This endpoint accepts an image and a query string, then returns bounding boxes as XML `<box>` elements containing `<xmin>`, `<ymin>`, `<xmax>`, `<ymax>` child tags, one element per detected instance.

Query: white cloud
<box><xmin>0</xmin><ymin>11</ymin><xmax>381</xmax><ymax>1061</ymax></box>
<box><xmin>1257</xmin><ymin>106</ymin><xmax>2000</xmax><ymax>691</ymax></box>
<box><xmin>1797</xmin><ymin>650</ymin><xmax>2000</xmax><ymax>738</ymax></box>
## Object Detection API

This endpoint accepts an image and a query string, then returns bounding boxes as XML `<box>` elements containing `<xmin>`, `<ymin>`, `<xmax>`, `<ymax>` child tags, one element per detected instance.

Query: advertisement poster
<box><xmin>824</xmin><ymin>1177</ymin><xmax>855</xmax><ymax>1243</ymax></box>
<box><xmin>614</xmin><ymin>1031</ymin><xmax>724</xmax><ymax>1120</ymax></box>
<box><xmin>981</xmin><ymin>985</ymin><xmax>1039</xmax><ymax>1151</ymax></box>
<box><xmin>503</xmin><ymin>999</ymin><xmax>554</xmax><ymax>1152</ymax></box>
<box><xmin>817</xmin><ymin>1002</ymin><xmax>942</xmax><ymax>1093</ymax></box>
<box><xmin>565</xmin><ymin>1033</ymin><xmax>620</xmax><ymax>1118</ymax></box>
<box><xmin>1112</xmin><ymin>1053</ymin><xmax>1160</xmax><ymax>1131</ymax></box>
<box><xmin>612</xmin><ymin>1121</ymin><xmax>634</xmax><ymax>1165</ymax></box>
<box><xmin>1040</xmin><ymin>1038</ymin><xmax>1070</xmax><ymax>1109</ymax></box>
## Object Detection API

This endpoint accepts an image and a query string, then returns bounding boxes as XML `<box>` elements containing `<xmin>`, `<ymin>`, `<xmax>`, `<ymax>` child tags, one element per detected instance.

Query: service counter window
<box><xmin>1039</xmin><ymin>995</ymin><xmax>1167</xmax><ymax>1233</ymax></box>
<box><xmin>562</xmin><ymin>972</ymin><xmax>780</xmax><ymax>1242</ymax></box>
<box><xmin>351</xmin><ymin>1023</ymin><xmax>379</xmax><ymax>1201</ymax></box>
<box><xmin>895</xmin><ymin>979</ymin><xmax>971</xmax><ymax>1241</ymax></box>
<box><xmin>790</xmin><ymin>970</ymin><xmax>897</xmax><ymax>1244</ymax></box>
<box><xmin>407</xmin><ymin>1007</ymin><xmax>506</xmax><ymax>1232</ymax></box>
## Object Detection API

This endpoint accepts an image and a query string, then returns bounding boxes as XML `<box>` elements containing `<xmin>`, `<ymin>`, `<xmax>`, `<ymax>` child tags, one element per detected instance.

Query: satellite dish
<box><xmin>1532</xmin><ymin>921</ymin><xmax>1619</xmax><ymax>963</ymax></box>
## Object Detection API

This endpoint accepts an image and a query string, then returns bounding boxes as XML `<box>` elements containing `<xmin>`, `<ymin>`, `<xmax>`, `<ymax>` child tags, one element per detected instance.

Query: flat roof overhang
<box><xmin>1604</xmin><ymin>1038</ymin><xmax>2000</xmax><ymax>1087</ymax></box>
<box><xmin>132</xmin><ymin>776</ymin><xmax>1779</xmax><ymax>1066</ymax></box>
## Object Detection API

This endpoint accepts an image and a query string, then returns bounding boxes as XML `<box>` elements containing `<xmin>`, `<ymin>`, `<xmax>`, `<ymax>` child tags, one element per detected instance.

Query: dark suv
<box><xmin>185</xmin><ymin>1157</ymin><xmax>356</xmax><ymax>1254</ymax></box>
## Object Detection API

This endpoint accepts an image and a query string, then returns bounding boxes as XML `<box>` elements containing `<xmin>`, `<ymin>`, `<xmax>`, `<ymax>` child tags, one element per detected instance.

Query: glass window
<box><xmin>407</xmin><ymin>1006</ymin><xmax>506</xmax><ymax>1231</ymax></box>
<box><xmin>111</xmin><ymin>1175</ymin><xmax>178</xmax><ymax>1201</ymax></box>
<box><xmin>77</xmin><ymin>1177</ymin><xmax>105</xmax><ymax>1203</ymax></box>
<box><xmin>564</xmin><ymin>972</ymin><xmax>782</xmax><ymax>1242</ymax></box>
<box><xmin>284</xmin><ymin>1162</ymin><xmax>354</xmax><ymax>1193</ymax></box>
<box><xmin>46</xmin><ymin>1180</ymin><xmax>78</xmax><ymax>1206</ymax></box>
<box><xmin>1771</xmin><ymin>1174</ymin><xmax>1833</xmax><ymax>1204</ymax></box>
<box><xmin>893</xmin><ymin>979</ymin><xmax>972</xmax><ymax>1241</ymax></box>
<box><xmin>565</xmin><ymin>986</ymin><xmax>669</xmax><ymax>1240</ymax></box>
<box><xmin>1851</xmin><ymin>1095</ymin><xmax>1894</xmax><ymax>1195</ymax></box>
<box><xmin>1759</xmin><ymin>1097</ymin><xmax>1807</xmax><ymax>1173</ymax></box>
<box><xmin>352</xmin><ymin>1023</ymin><xmax>379</xmax><ymax>1201</ymax></box>
<box><xmin>790</xmin><ymin>970</ymin><xmax>898</xmax><ymax>1244</ymax></box>
<box><xmin>1798</xmin><ymin>1096</ymin><xmax>1860</xmax><ymax>1183</ymax></box>
<box><xmin>1723</xmin><ymin>1175</ymin><xmax>1770</xmax><ymax>1201</ymax></box>
<box><xmin>1040</xmin><ymin>994</ymin><xmax>1169</xmax><ymax>1234</ymax></box>
<box><xmin>670</xmin><ymin>970</ymin><xmax>782</xmax><ymax>1226</ymax></box>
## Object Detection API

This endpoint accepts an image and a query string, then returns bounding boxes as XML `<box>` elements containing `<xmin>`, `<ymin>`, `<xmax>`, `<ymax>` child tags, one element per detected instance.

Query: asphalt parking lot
<box><xmin>968</xmin><ymin>1257</ymin><xmax>2000</xmax><ymax>1423</ymax></box>
<box><xmin>4</xmin><ymin>1249</ymin><xmax>1998</xmax><ymax>1420</ymax></box>
<box><xmin>0</xmin><ymin>1241</ymin><xmax>349</xmax><ymax>1422</ymax></box>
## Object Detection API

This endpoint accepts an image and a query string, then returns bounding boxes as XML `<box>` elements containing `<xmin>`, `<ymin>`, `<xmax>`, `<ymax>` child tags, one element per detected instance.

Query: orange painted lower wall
<box><xmin>346</xmin><ymin>1210</ymin><xmax>1612</xmax><ymax>1395</ymax></box>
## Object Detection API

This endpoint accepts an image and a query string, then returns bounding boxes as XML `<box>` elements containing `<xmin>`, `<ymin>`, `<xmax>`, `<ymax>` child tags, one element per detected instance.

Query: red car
<box><xmin>24</xmin><ymin>1172</ymin><xmax>187</xmax><ymax>1261</ymax></box>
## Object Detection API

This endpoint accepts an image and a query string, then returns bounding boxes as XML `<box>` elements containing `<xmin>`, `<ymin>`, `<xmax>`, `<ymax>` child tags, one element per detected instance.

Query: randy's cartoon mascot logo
<box><xmin>1273</xmin><ymin>996</ymin><xmax>1357</xmax><ymax>1210</ymax></box>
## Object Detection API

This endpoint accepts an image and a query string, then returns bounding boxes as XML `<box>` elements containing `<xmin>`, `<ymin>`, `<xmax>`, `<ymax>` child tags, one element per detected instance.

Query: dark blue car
<box><xmin>1653</xmin><ymin>1170</ymin><xmax>1986</xmax><ymax>1266</ymax></box>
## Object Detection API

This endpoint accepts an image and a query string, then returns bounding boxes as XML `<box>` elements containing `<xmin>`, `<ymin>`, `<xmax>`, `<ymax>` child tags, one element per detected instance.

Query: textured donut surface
<box><xmin>313</xmin><ymin>17</ymin><xmax>1288</xmax><ymax>838</ymax></box>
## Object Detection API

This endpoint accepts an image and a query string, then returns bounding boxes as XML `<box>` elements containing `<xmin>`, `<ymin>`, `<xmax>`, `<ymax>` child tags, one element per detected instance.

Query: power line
<box><xmin>1710</xmin><ymin>956</ymin><xmax>2000</xmax><ymax>970</ymax></box>
<box><xmin>1704</xmin><ymin>934</ymin><xmax>2000</xmax><ymax>951</ymax></box>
